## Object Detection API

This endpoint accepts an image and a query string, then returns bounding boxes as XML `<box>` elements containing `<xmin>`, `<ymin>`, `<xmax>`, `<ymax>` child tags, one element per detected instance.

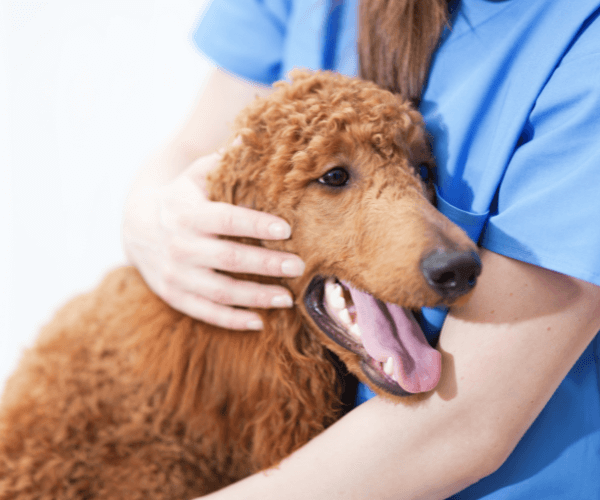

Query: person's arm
<box><xmin>198</xmin><ymin>248</ymin><xmax>600</xmax><ymax>499</ymax></box>
<box><xmin>122</xmin><ymin>68</ymin><xmax>306</xmax><ymax>330</ymax></box>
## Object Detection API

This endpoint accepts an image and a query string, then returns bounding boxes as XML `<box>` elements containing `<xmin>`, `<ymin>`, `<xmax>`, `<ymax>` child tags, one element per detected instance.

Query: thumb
<box><xmin>187</xmin><ymin>151</ymin><xmax>224</xmax><ymax>194</ymax></box>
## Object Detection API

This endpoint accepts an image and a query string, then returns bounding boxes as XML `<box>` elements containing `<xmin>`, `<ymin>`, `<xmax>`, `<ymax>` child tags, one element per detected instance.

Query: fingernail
<box><xmin>281</xmin><ymin>259</ymin><xmax>305</xmax><ymax>276</ymax></box>
<box><xmin>268</xmin><ymin>222</ymin><xmax>291</xmax><ymax>239</ymax></box>
<box><xmin>246</xmin><ymin>319</ymin><xmax>264</xmax><ymax>330</ymax></box>
<box><xmin>271</xmin><ymin>295</ymin><xmax>294</xmax><ymax>308</ymax></box>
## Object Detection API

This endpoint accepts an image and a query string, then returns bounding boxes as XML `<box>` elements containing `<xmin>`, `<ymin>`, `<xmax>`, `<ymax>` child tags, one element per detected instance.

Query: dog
<box><xmin>0</xmin><ymin>71</ymin><xmax>480</xmax><ymax>499</ymax></box>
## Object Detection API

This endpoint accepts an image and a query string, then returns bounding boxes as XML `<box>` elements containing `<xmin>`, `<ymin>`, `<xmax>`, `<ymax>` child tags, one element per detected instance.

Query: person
<box><xmin>121</xmin><ymin>0</ymin><xmax>600</xmax><ymax>498</ymax></box>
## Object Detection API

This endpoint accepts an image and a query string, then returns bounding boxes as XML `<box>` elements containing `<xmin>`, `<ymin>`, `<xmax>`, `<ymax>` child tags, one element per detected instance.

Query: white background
<box><xmin>0</xmin><ymin>0</ymin><xmax>212</xmax><ymax>391</ymax></box>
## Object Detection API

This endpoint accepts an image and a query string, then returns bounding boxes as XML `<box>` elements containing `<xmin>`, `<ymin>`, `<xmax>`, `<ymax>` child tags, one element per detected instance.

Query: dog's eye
<box><xmin>418</xmin><ymin>163</ymin><xmax>432</xmax><ymax>183</ymax></box>
<box><xmin>417</xmin><ymin>163</ymin><xmax>436</xmax><ymax>203</ymax></box>
<box><xmin>318</xmin><ymin>167</ymin><xmax>350</xmax><ymax>187</ymax></box>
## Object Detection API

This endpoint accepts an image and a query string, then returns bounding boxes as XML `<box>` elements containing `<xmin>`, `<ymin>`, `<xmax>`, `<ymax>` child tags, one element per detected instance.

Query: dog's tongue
<box><xmin>343</xmin><ymin>283</ymin><xmax>442</xmax><ymax>393</ymax></box>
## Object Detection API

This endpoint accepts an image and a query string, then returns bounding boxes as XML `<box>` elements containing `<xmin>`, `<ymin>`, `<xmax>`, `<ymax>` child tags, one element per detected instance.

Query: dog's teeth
<box><xmin>325</xmin><ymin>281</ymin><xmax>346</xmax><ymax>310</ymax></box>
<box><xmin>331</xmin><ymin>283</ymin><xmax>344</xmax><ymax>298</ymax></box>
<box><xmin>383</xmin><ymin>357</ymin><xmax>394</xmax><ymax>376</ymax></box>
<box><xmin>332</xmin><ymin>296</ymin><xmax>346</xmax><ymax>310</ymax></box>
<box><xmin>329</xmin><ymin>291</ymin><xmax>346</xmax><ymax>310</ymax></box>
<box><xmin>349</xmin><ymin>324</ymin><xmax>361</xmax><ymax>338</ymax></box>
<box><xmin>338</xmin><ymin>308</ymin><xmax>351</xmax><ymax>325</ymax></box>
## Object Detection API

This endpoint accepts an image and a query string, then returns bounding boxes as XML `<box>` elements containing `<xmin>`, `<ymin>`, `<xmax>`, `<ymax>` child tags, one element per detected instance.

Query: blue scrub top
<box><xmin>194</xmin><ymin>1</ymin><xmax>600</xmax><ymax>497</ymax></box>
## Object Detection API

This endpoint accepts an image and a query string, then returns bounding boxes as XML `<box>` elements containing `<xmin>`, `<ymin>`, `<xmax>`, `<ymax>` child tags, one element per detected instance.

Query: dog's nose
<box><xmin>421</xmin><ymin>250</ymin><xmax>482</xmax><ymax>299</ymax></box>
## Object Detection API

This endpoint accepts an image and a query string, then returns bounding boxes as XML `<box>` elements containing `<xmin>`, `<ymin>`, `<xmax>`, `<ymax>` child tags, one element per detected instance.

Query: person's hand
<box><xmin>122</xmin><ymin>151</ymin><xmax>305</xmax><ymax>330</ymax></box>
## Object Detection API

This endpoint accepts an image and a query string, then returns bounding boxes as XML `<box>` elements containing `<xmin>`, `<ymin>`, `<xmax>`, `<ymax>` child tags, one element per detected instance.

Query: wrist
<box><xmin>121</xmin><ymin>185</ymin><xmax>162</xmax><ymax>261</ymax></box>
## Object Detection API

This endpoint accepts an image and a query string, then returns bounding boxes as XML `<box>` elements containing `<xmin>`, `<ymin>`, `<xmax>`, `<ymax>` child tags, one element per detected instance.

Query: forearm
<box><xmin>200</xmin><ymin>250</ymin><xmax>600</xmax><ymax>500</ymax></box>
<box><xmin>122</xmin><ymin>142</ymin><xmax>193</xmax><ymax>237</ymax></box>
<box><xmin>201</xmin><ymin>390</ymin><xmax>496</xmax><ymax>500</ymax></box>
<box><xmin>122</xmin><ymin>67</ymin><xmax>274</xmax><ymax>256</ymax></box>
<box><xmin>126</xmin><ymin>67</ymin><xmax>273</xmax><ymax>196</ymax></box>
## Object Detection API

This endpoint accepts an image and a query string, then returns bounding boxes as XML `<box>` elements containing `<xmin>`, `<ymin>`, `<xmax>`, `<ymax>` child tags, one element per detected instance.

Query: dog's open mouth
<box><xmin>304</xmin><ymin>276</ymin><xmax>442</xmax><ymax>396</ymax></box>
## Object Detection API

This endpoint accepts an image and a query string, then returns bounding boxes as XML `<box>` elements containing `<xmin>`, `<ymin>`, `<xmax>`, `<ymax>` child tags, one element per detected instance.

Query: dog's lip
<box><xmin>303</xmin><ymin>275</ymin><xmax>434</xmax><ymax>397</ymax></box>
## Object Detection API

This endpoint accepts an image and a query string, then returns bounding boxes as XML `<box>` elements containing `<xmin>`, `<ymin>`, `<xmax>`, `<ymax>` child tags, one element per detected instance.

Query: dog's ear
<box><xmin>206</xmin><ymin>92</ymin><xmax>281</xmax><ymax>211</ymax></box>
<box><xmin>392</xmin><ymin>106</ymin><xmax>429</xmax><ymax>154</ymax></box>
<box><xmin>206</xmin><ymin>147</ymin><xmax>255</xmax><ymax>209</ymax></box>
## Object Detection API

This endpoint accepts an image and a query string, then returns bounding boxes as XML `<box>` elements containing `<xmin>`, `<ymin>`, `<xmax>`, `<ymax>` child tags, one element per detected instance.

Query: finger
<box><xmin>195</xmin><ymin>202</ymin><xmax>292</xmax><ymax>241</ymax></box>
<box><xmin>169</xmin><ymin>237</ymin><xmax>305</xmax><ymax>277</ymax></box>
<box><xmin>184</xmin><ymin>152</ymin><xmax>224</xmax><ymax>196</ymax></box>
<box><xmin>217</xmin><ymin>135</ymin><xmax>242</xmax><ymax>155</ymax></box>
<box><xmin>164</xmin><ymin>288</ymin><xmax>266</xmax><ymax>331</ymax></box>
<box><xmin>163</xmin><ymin>266</ymin><xmax>294</xmax><ymax>309</ymax></box>
<box><xmin>187</xmin><ymin>140</ymin><xmax>241</xmax><ymax>193</ymax></box>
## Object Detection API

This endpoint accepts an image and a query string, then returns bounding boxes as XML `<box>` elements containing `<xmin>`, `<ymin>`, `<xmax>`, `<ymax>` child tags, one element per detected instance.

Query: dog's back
<box><xmin>0</xmin><ymin>265</ymin><xmax>340</xmax><ymax>499</ymax></box>
<box><xmin>0</xmin><ymin>268</ymin><xmax>203</xmax><ymax>498</ymax></box>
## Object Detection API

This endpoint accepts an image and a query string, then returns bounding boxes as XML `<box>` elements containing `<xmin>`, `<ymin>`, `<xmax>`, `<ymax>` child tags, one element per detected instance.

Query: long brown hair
<box><xmin>358</xmin><ymin>0</ymin><xmax>450</xmax><ymax>103</ymax></box>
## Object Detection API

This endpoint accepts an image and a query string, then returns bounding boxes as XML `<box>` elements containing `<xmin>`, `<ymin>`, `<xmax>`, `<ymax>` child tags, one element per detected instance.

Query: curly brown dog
<box><xmin>0</xmin><ymin>71</ymin><xmax>480</xmax><ymax>499</ymax></box>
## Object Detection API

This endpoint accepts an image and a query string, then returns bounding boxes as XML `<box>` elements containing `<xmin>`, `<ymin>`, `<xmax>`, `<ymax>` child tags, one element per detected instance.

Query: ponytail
<box><xmin>358</xmin><ymin>0</ymin><xmax>449</xmax><ymax>103</ymax></box>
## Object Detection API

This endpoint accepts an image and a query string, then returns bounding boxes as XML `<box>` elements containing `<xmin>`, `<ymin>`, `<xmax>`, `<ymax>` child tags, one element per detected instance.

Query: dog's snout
<box><xmin>421</xmin><ymin>250</ymin><xmax>482</xmax><ymax>299</ymax></box>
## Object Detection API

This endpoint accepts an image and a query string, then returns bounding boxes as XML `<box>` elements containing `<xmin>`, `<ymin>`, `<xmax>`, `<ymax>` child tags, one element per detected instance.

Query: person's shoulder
<box><xmin>193</xmin><ymin>0</ymin><xmax>295</xmax><ymax>85</ymax></box>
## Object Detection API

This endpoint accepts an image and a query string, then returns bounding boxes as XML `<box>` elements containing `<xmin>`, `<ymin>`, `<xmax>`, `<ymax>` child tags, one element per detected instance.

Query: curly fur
<box><xmin>0</xmin><ymin>71</ymin><xmax>476</xmax><ymax>499</ymax></box>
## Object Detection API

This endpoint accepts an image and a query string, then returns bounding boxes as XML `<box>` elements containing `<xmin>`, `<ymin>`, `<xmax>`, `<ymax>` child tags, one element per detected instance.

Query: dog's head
<box><xmin>208</xmin><ymin>71</ymin><xmax>480</xmax><ymax>400</ymax></box>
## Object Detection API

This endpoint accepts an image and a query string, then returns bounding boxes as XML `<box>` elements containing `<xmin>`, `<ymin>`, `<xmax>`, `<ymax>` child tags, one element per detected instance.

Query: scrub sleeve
<box><xmin>193</xmin><ymin>1</ymin><xmax>600</xmax><ymax>497</ymax></box>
